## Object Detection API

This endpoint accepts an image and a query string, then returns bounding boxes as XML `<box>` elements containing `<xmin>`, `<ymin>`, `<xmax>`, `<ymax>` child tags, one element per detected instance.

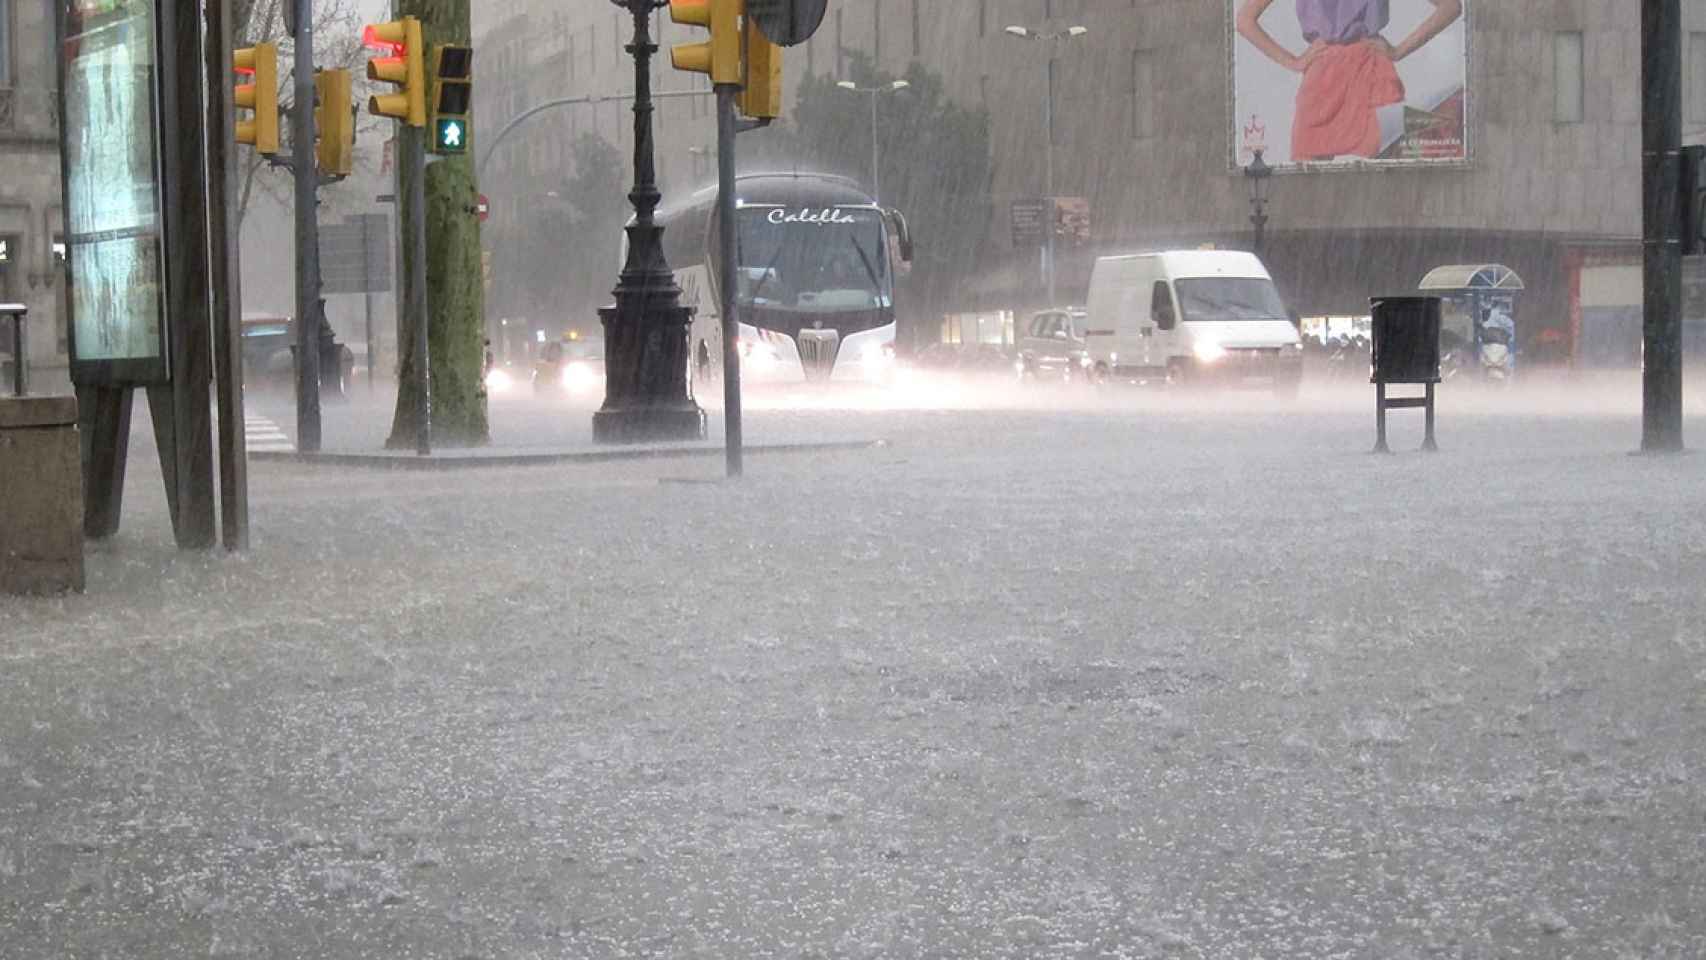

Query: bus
<box><xmin>653</xmin><ymin>172</ymin><xmax>912</xmax><ymax>384</ymax></box>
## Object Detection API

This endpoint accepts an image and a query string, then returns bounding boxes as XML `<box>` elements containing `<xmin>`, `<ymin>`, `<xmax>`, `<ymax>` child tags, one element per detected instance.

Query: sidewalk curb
<box><xmin>249</xmin><ymin>439</ymin><xmax>889</xmax><ymax>470</ymax></box>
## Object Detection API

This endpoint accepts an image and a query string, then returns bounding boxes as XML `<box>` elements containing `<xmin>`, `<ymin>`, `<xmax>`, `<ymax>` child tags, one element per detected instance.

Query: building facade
<box><xmin>474</xmin><ymin>1</ymin><xmax>1706</xmax><ymax>363</ymax></box>
<box><xmin>0</xmin><ymin>0</ymin><xmax>67</xmax><ymax>386</ymax></box>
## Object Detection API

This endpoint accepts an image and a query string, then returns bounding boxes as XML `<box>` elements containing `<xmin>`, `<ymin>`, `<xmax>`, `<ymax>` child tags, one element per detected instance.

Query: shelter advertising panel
<box><xmin>59</xmin><ymin>0</ymin><xmax>169</xmax><ymax>383</ymax></box>
<box><xmin>1230</xmin><ymin>0</ymin><xmax>1468</xmax><ymax>169</ymax></box>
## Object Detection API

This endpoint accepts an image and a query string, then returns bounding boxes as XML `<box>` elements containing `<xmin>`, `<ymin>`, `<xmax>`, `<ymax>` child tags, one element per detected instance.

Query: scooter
<box><xmin>1479</xmin><ymin>326</ymin><xmax>1514</xmax><ymax>383</ymax></box>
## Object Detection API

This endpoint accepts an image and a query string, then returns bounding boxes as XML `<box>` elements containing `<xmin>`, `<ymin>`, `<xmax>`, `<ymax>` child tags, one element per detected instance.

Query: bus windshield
<box><xmin>737</xmin><ymin>206</ymin><xmax>891</xmax><ymax>313</ymax></box>
<box><xmin>1174</xmin><ymin>277</ymin><xmax>1288</xmax><ymax>322</ymax></box>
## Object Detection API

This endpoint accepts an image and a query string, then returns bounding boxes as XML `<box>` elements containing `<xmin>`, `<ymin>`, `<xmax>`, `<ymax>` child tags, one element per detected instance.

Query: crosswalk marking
<box><xmin>245</xmin><ymin>414</ymin><xmax>293</xmax><ymax>453</ymax></box>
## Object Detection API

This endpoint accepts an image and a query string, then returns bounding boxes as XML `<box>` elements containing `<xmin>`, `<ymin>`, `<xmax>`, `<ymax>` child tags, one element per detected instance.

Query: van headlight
<box><xmin>1193</xmin><ymin>340</ymin><xmax>1226</xmax><ymax>364</ymax></box>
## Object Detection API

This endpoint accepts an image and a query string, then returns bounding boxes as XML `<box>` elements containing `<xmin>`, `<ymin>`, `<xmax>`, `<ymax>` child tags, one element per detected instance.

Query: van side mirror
<box><xmin>1152</xmin><ymin>282</ymin><xmax>1176</xmax><ymax>332</ymax></box>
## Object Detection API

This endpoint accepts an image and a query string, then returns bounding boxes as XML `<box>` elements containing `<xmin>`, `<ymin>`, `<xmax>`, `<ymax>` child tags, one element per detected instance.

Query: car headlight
<box><xmin>562</xmin><ymin>361</ymin><xmax>599</xmax><ymax>390</ymax></box>
<box><xmin>484</xmin><ymin>367</ymin><xmax>513</xmax><ymax>392</ymax></box>
<box><xmin>1193</xmin><ymin>340</ymin><xmax>1226</xmax><ymax>363</ymax></box>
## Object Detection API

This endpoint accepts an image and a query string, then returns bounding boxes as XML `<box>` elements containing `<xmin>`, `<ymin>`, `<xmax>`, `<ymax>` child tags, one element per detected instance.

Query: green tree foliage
<box><xmin>777</xmin><ymin>55</ymin><xmax>994</xmax><ymax>346</ymax></box>
<box><xmin>506</xmin><ymin>133</ymin><xmax>627</xmax><ymax>337</ymax></box>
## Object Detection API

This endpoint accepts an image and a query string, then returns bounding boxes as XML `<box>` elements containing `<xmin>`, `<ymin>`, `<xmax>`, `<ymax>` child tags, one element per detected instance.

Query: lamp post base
<box><xmin>593</xmin><ymin>300</ymin><xmax>704</xmax><ymax>444</ymax></box>
<box><xmin>592</xmin><ymin>404</ymin><xmax>705</xmax><ymax>444</ymax></box>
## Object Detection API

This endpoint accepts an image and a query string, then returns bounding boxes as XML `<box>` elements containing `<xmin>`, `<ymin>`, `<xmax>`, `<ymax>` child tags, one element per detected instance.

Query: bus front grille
<box><xmin>796</xmin><ymin>330</ymin><xmax>840</xmax><ymax>380</ymax></box>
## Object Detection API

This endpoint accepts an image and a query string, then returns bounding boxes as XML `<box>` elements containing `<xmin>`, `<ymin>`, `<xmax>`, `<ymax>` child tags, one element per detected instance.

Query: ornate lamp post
<box><xmin>594</xmin><ymin>0</ymin><xmax>704</xmax><ymax>443</ymax></box>
<box><xmin>1244</xmin><ymin>147</ymin><xmax>1273</xmax><ymax>257</ymax></box>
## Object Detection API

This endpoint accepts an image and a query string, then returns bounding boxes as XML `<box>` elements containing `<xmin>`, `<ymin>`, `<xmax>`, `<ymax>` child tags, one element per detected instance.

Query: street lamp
<box><xmin>594</xmin><ymin>0</ymin><xmax>703</xmax><ymax>443</ymax></box>
<box><xmin>1244</xmin><ymin>147</ymin><xmax>1273</xmax><ymax>257</ymax></box>
<box><xmin>835</xmin><ymin>79</ymin><xmax>910</xmax><ymax>204</ymax></box>
<box><xmin>1002</xmin><ymin>24</ymin><xmax>1090</xmax><ymax>305</ymax></box>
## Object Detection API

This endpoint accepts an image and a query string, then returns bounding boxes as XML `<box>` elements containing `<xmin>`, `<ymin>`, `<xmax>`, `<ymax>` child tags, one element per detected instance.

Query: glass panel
<box><xmin>61</xmin><ymin>0</ymin><xmax>167</xmax><ymax>366</ymax></box>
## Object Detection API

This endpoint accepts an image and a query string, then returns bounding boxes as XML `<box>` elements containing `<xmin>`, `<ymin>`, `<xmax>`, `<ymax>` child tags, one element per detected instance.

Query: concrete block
<box><xmin>0</xmin><ymin>395</ymin><xmax>85</xmax><ymax>595</ymax></box>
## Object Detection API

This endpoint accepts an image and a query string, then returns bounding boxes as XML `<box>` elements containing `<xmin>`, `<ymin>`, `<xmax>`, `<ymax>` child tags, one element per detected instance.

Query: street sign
<box><xmin>475</xmin><ymin>193</ymin><xmax>489</xmax><ymax>222</ymax></box>
<box><xmin>746</xmin><ymin>0</ymin><xmax>828</xmax><ymax>46</ymax></box>
<box><xmin>320</xmin><ymin>213</ymin><xmax>392</xmax><ymax>294</ymax></box>
<box><xmin>435</xmin><ymin>117</ymin><xmax>468</xmax><ymax>153</ymax></box>
<box><xmin>1011</xmin><ymin>198</ymin><xmax>1047</xmax><ymax>248</ymax></box>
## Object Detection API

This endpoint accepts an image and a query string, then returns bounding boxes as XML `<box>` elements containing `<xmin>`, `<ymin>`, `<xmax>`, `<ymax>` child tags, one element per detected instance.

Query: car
<box><xmin>532</xmin><ymin>335</ymin><xmax>605</xmax><ymax>394</ymax></box>
<box><xmin>241</xmin><ymin>316</ymin><xmax>355</xmax><ymax>397</ymax></box>
<box><xmin>1015</xmin><ymin>306</ymin><xmax>1090</xmax><ymax>382</ymax></box>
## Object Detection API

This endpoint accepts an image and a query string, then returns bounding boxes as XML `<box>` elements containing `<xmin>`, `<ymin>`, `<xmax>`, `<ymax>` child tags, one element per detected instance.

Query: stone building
<box><xmin>474</xmin><ymin>1</ymin><xmax>1706</xmax><ymax>364</ymax></box>
<box><xmin>0</xmin><ymin>0</ymin><xmax>68</xmax><ymax>389</ymax></box>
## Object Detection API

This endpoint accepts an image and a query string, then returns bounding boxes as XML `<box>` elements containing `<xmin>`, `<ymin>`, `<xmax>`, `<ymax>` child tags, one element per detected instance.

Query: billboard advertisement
<box><xmin>1230</xmin><ymin>0</ymin><xmax>1468</xmax><ymax>169</ymax></box>
<box><xmin>59</xmin><ymin>0</ymin><xmax>169</xmax><ymax>382</ymax></box>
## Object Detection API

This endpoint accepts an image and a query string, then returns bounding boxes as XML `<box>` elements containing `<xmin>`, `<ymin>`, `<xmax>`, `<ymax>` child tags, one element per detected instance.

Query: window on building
<box><xmin>1553</xmin><ymin>31</ymin><xmax>1584</xmax><ymax>124</ymax></box>
<box><xmin>978</xmin><ymin>0</ymin><xmax>986</xmax><ymax>37</ymax></box>
<box><xmin>835</xmin><ymin>8</ymin><xmax>844</xmax><ymax>78</ymax></box>
<box><xmin>873</xmin><ymin>0</ymin><xmax>882</xmax><ymax>67</ymax></box>
<box><xmin>1047</xmin><ymin>58</ymin><xmax>1059</xmax><ymax>146</ymax></box>
<box><xmin>1691</xmin><ymin>32</ymin><xmax>1706</xmax><ymax>125</ymax></box>
<box><xmin>1131</xmin><ymin>50</ymin><xmax>1153</xmax><ymax>139</ymax></box>
<box><xmin>1</xmin><ymin>0</ymin><xmax>11</xmax><ymax>87</ymax></box>
<box><xmin>911</xmin><ymin>0</ymin><xmax>921</xmax><ymax>58</ymax></box>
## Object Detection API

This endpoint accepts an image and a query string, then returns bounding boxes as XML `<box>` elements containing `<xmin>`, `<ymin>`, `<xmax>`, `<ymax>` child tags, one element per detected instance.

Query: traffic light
<box><xmin>669</xmin><ymin>0</ymin><xmax>741</xmax><ymax>85</ymax></box>
<box><xmin>738</xmin><ymin>17</ymin><xmax>782</xmax><ymax>119</ymax></box>
<box><xmin>233</xmin><ymin>42</ymin><xmax>279</xmax><ymax>154</ymax></box>
<box><xmin>430</xmin><ymin>45</ymin><xmax>473</xmax><ymax>155</ymax></box>
<box><xmin>364</xmin><ymin>17</ymin><xmax>425</xmax><ymax>127</ymax></box>
<box><xmin>315</xmin><ymin>69</ymin><xmax>354</xmax><ymax>176</ymax></box>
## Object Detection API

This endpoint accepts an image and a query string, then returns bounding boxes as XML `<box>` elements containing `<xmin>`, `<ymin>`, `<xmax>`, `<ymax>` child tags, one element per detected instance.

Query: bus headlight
<box><xmin>1193</xmin><ymin>339</ymin><xmax>1227</xmax><ymax>364</ymax></box>
<box><xmin>862</xmin><ymin>342</ymin><xmax>895</xmax><ymax>368</ymax></box>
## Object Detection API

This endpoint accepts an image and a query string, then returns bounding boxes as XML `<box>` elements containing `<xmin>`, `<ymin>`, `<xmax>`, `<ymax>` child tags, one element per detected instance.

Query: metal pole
<box><xmin>409</xmin><ymin>129</ymin><xmax>431</xmax><ymax>455</ymax></box>
<box><xmin>1642</xmin><ymin>0</ymin><xmax>1684</xmax><ymax>452</ymax></box>
<box><xmin>1045</xmin><ymin>55</ymin><xmax>1057</xmax><ymax>305</ymax></box>
<box><xmin>6</xmin><ymin>307</ymin><xmax>26</xmax><ymax>397</ymax></box>
<box><xmin>870</xmin><ymin>91</ymin><xmax>880</xmax><ymax>205</ymax></box>
<box><xmin>361</xmin><ymin>214</ymin><xmax>376</xmax><ymax>392</ymax></box>
<box><xmin>718</xmin><ymin>84</ymin><xmax>743</xmax><ymax>478</ymax></box>
<box><xmin>292</xmin><ymin>0</ymin><xmax>323</xmax><ymax>452</ymax></box>
<box><xmin>206</xmin><ymin>0</ymin><xmax>249</xmax><ymax>551</ymax></box>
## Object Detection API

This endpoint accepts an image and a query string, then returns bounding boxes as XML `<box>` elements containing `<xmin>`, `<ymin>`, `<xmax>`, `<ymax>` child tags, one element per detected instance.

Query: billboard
<box><xmin>59</xmin><ymin>0</ymin><xmax>170</xmax><ymax>383</ymax></box>
<box><xmin>1229</xmin><ymin>0</ymin><xmax>1468</xmax><ymax>169</ymax></box>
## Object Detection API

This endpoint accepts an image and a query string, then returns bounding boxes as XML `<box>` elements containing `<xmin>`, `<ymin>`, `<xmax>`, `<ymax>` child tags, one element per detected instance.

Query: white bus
<box><xmin>653</xmin><ymin>172</ymin><xmax>912</xmax><ymax>384</ymax></box>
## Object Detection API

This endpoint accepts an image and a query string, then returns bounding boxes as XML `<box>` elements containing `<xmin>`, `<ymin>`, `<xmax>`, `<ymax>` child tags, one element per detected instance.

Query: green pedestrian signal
<box><xmin>436</xmin><ymin>117</ymin><xmax>467</xmax><ymax>153</ymax></box>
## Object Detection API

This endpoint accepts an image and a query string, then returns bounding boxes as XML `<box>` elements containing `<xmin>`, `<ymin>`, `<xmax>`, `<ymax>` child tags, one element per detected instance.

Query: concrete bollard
<box><xmin>0</xmin><ymin>395</ymin><xmax>85</xmax><ymax>594</ymax></box>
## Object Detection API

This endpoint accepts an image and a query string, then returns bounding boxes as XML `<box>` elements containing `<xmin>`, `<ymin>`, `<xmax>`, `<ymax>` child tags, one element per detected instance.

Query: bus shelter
<box><xmin>1417</xmin><ymin>263</ymin><xmax>1525</xmax><ymax>363</ymax></box>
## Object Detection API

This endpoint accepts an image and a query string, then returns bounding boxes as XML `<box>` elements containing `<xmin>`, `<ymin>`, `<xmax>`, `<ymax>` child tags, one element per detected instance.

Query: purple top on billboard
<box><xmin>1296</xmin><ymin>0</ymin><xmax>1389</xmax><ymax>45</ymax></box>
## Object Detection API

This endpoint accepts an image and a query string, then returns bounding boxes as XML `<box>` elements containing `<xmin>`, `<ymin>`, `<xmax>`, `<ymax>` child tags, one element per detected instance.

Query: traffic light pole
<box><xmin>292</xmin><ymin>0</ymin><xmax>323</xmax><ymax>453</ymax></box>
<box><xmin>407</xmin><ymin>126</ymin><xmax>432</xmax><ymax>455</ymax></box>
<box><xmin>717</xmin><ymin>84</ymin><xmax>742</xmax><ymax>478</ymax></box>
<box><xmin>1642</xmin><ymin>0</ymin><xmax>1685</xmax><ymax>452</ymax></box>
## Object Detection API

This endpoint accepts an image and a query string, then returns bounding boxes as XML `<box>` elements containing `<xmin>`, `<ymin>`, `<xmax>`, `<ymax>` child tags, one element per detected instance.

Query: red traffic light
<box><xmin>363</xmin><ymin>24</ymin><xmax>403</xmax><ymax>53</ymax></box>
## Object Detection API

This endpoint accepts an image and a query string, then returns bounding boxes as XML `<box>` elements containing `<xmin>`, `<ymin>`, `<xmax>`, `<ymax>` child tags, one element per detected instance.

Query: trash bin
<box><xmin>1368</xmin><ymin>296</ymin><xmax>1442</xmax><ymax>453</ymax></box>
<box><xmin>1370</xmin><ymin>296</ymin><xmax>1442</xmax><ymax>385</ymax></box>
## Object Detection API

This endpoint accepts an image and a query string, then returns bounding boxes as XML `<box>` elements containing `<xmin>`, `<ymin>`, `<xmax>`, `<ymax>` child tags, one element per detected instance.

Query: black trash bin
<box><xmin>1369</xmin><ymin>296</ymin><xmax>1443</xmax><ymax>453</ymax></box>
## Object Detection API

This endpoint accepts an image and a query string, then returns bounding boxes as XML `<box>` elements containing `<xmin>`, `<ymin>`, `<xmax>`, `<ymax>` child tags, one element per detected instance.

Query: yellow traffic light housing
<box><xmin>430</xmin><ymin>45</ymin><xmax>474</xmax><ymax>155</ymax></box>
<box><xmin>738</xmin><ymin>18</ymin><xmax>782</xmax><ymax>119</ymax></box>
<box><xmin>364</xmin><ymin>17</ymin><xmax>426</xmax><ymax>127</ymax></box>
<box><xmin>315</xmin><ymin>69</ymin><xmax>354</xmax><ymax>177</ymax></box>
<box><xmin>669</xmin><ymin>0</ymin><xmax>741</xmax><ymax>85</ymax></box>
<box><xmin>233</xmin><ymin>42</ymin><xmax>280</xmax><ymax>154</ymax></box>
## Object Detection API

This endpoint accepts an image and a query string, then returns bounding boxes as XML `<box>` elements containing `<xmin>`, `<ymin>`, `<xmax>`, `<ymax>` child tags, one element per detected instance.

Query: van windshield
<box><xmin>1175</xmin><ymin>278</ymin><xmax>1288</xmax><ymax>322</ymax></box>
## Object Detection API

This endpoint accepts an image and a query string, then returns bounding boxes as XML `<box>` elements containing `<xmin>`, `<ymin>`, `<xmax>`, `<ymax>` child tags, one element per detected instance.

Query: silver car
<box><xmin>1015</xmin><ymin>307</ymin><xmax>1090</xmax><ymax>382</ymax></box>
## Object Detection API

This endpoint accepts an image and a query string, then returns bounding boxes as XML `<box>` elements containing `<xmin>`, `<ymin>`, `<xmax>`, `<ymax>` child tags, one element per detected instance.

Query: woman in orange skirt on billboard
<box><xmin>1236</xmin><ymin>0</ymin><xmax>1462</xmax><ymax>161</ymax></box>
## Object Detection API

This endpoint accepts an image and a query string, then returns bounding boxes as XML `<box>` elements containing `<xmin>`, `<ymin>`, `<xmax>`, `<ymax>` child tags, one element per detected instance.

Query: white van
<box><xmin>1083</xmin><ymin>250</ymin><xmax>1303</xmax><ymax>393</ymax></box>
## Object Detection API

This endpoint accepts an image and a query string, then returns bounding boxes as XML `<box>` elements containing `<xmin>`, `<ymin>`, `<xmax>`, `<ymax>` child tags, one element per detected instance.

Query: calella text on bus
<box><xmin>766</xmin><ymin>207</ymin><xmax>861</xmax><ymax>225</ymax></box>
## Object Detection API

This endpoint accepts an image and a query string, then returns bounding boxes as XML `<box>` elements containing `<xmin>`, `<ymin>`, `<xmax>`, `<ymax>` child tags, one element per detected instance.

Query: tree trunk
<box><xmin>387</xmin><ymin>0</ymin><xmax>489</xmax><ymax>448</ymax></box>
